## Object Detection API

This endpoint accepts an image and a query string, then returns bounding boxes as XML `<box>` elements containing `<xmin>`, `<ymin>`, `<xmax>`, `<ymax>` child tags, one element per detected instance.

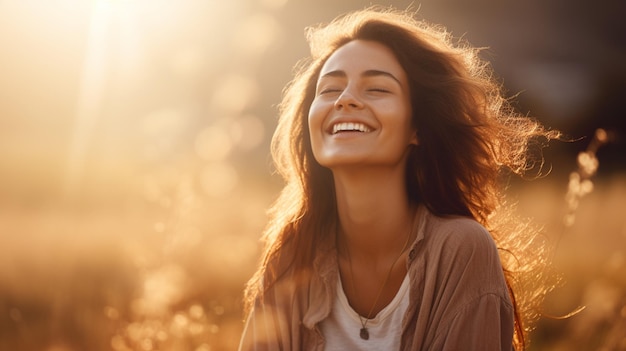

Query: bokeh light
<box><xmin>0</xmin><ymin>0</ymin><xmax>624</xmax><ymax>350</ymax></box>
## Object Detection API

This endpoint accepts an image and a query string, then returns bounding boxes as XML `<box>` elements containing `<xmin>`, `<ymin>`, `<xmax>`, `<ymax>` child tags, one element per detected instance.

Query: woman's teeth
<box><xmin>332</xmin><ymin>122</ymin><xmax>371</xmax><ymax>134</ymax></box>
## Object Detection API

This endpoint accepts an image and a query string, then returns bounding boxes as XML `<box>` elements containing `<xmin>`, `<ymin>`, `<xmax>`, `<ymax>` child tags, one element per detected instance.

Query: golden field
<box><xmin>0</xmin><ymin>163</ymin><xmax>624</xmax><ymax>350</ymax></box>
<box><xmin>1</xmin><ymin>2</ymin><xmax>624</xmax><ymax>350</ymax></box>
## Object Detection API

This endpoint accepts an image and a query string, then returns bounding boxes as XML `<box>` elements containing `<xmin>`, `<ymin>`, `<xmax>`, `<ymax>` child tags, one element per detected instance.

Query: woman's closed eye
<box><xmin>319</xmin><ymin>87</ymin><xmax>343</xmax><ymax>95</ymax></box>
<box><xmin>367</xmin><ymin>87</ymin><xmax>391</xmax><ymax>93</ymax></box>
<box><xmin>318</xmin><ymin>87</ymin><xmax>391</xmax><ymax>95</ymax></box>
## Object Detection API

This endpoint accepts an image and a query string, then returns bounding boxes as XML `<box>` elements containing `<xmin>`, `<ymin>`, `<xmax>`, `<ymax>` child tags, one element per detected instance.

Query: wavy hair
<box><xmin>245</xmin><ymin>7</ymin><xmax>559</xmax><ymax>350</ymax></box>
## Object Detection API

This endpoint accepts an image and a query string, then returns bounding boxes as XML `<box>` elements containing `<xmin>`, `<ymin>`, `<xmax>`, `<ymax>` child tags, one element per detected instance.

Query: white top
<box><xmin>321</xmin><ymin>273</ymin><xmax>410</xmax><ymax>350</ymax></box>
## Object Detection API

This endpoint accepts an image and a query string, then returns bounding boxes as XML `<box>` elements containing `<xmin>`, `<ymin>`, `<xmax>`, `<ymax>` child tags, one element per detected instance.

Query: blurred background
<box><xmin>0</xmin><ymin>0</ymin><xmax>624</xmax><ymax>350</ymax></box>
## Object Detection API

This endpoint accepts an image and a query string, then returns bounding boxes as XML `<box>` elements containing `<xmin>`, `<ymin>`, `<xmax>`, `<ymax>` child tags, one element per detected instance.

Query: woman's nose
<box><xmin>334</xmin><ymin>89</ymin><xmax>363</xmax><ymax>110</ymax></box>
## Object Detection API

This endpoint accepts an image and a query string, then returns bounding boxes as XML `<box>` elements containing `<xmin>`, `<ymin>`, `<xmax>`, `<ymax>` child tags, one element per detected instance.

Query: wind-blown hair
<box><xmin>245</xmin><ymin>7</ymin><xmax>559</xmax><ymax>350</ymax></box>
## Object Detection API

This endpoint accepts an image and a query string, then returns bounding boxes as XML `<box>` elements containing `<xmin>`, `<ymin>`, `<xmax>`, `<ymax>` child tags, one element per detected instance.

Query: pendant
<box><xmin>360</xmin><ymin>327</ymin><xmax>369</xmax><ymax>340</ymax></box>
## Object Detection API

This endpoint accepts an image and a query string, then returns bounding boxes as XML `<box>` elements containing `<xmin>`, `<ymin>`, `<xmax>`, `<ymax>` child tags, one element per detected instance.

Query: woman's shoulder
<box><xmin>424</xmin><ymin>212</ymin><xmax>496</xmax><ymax>251</ymax></box>
<box><xmin>420</xmin><ymin>211</ymin><xmax>509</xmax><ymax>295</ymax></box>
<box><xmin>420</xmin><ymin>211</ymin><xmax>503</xmax><ymax>278</ymax></box>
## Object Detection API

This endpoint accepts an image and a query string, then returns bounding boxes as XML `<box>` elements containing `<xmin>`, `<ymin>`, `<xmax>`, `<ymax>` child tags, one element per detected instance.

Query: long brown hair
<box><xmin>245</xmin><ymin>7</ymin><xmax>558</xmax><ymax>349</ymax></box>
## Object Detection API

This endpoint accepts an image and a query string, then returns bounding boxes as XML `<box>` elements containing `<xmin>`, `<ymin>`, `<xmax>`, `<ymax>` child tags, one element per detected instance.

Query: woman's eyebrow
<box><xmin>318</xmin><ymin>70</ymin><xmax>347</xmax><ymax>80</ymax></box>
<box><xmin>319</xmin><ymin>69</ymin><xmax>401</xmax><ymax>85</ymax></box>
<box><xmin>362</xmin><ymin>69</ymin><xmax>401</xmax><ymax>85</ymax></box>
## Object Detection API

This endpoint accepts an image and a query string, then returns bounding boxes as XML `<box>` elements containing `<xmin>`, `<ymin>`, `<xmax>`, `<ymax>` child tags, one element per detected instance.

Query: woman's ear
<box><xmin>410</xmin><ymin>130</ymin><xmax>419</xmax><ymax>146</ymax></box>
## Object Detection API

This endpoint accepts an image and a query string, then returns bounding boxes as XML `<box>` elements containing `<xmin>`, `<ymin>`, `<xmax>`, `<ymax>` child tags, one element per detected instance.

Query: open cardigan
<box><xmin>239</xmin><ymin>206</ymin><xmax>515</xmax><ymax>350</ymax></box>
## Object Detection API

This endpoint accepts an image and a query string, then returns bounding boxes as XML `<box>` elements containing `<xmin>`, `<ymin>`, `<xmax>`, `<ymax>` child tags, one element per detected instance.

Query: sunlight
<box><xmin>230</xmin><ymin>114</ymin><xmax>266</xmax><ymax>151</ymax></box>
<box><xmin>233</xmin><ymin>12</ymin><xmax>282</xmax><ymax>57</ymax></box>
<box><xmin>199</xmin><ymin>162</ymin><xmax>239</xmax><ymax>198</ymax></box>
<box><xmin>195</xmin><ymin>126</ymin><xmax>233</xmax><ymax>162</ymax></box>
<box><xmin>1</xmin><ymin>0</ymin><xmax>624</xmax><ymax>349</ymax></box>
<box><xmin>211</xmin><ymin>74</ymin><xmax>261</xmax><ymax>114</ymax></box>
<box><xmin>65</xmin><ymin>0</ymin><xmax>114</xmax><ymax>195</ymax></box>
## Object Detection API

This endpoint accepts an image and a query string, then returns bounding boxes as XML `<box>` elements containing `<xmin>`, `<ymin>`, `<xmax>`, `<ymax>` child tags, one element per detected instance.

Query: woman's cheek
<box><xmin>308</xmin><ymin>99</ymin><xmax>327</xmax><ymax>133</ymax></box>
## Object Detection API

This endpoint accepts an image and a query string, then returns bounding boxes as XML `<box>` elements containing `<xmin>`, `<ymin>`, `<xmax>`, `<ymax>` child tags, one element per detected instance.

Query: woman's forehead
<box><xmin>319</xmin><ymin>40</ymin><xmax>407</xmax><ymax>81</ymax></box>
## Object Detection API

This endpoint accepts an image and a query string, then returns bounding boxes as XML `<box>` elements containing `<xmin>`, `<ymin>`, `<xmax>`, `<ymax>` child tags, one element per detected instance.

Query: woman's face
<box><xmin>308</xmin><ymin>40</ymin><xmax>417</xmax><ymax>171</ymax></box>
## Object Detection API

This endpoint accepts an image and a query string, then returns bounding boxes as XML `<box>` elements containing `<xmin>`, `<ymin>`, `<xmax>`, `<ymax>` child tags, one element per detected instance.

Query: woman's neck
<box><xmin>333</xmin><ymin>166</ymin><xmax>415</xmax><ymax>262</ymax></box>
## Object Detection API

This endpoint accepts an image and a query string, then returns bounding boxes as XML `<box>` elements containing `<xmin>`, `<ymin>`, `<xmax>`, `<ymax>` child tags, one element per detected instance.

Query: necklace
<box><xmin>343</xmin><ymin>228</ymin><xmax>412</xmax><ymax>340</ymax></box>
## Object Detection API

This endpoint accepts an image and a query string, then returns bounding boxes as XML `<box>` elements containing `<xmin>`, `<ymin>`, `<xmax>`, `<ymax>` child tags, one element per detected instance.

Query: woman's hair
<box><xmin>245</xmin><ymin>7</ymin><xmax>559</xmax><ymax>349</ymax></box>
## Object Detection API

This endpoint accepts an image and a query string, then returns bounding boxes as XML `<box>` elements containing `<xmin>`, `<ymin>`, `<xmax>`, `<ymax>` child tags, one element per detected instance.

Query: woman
<box><xmin>240</xmin><ymin>7</ymin><xmax>557</xmax><ymax>351</ymax></box>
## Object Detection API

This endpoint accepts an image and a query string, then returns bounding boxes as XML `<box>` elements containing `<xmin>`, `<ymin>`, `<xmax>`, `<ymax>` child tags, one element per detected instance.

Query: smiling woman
<box><xmin>308</xmin><ymin>40</ymin><xmax>417</xmax><ymax>170</ymax></box>
<box><xmin>240</xmin><ymin>7</ymin><xmax>560</xmax><ymax>351</ymax></box>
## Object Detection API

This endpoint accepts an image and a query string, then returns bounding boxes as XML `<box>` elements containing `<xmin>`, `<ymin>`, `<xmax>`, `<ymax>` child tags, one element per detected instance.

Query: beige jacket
<box><xmin>239</xmin><ymin>206</ymin><xmax>515</xmax><ymax>350</ymax></box>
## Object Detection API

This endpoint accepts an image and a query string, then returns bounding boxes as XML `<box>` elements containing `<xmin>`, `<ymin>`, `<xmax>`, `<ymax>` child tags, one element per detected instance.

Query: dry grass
<box><xmin>513</xmin><ymin>175</ymin><xmax>626</xmax><ymax>351</ymax></box>
<box><xmin>1</xmin><ymin>156</ymin><xmax>624</xmax><ymax>351</ymax></box>
<box><xmin>0</xmin><ymin>169</ymin><xmax>273</xmax><ymax>351</ymax></box>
